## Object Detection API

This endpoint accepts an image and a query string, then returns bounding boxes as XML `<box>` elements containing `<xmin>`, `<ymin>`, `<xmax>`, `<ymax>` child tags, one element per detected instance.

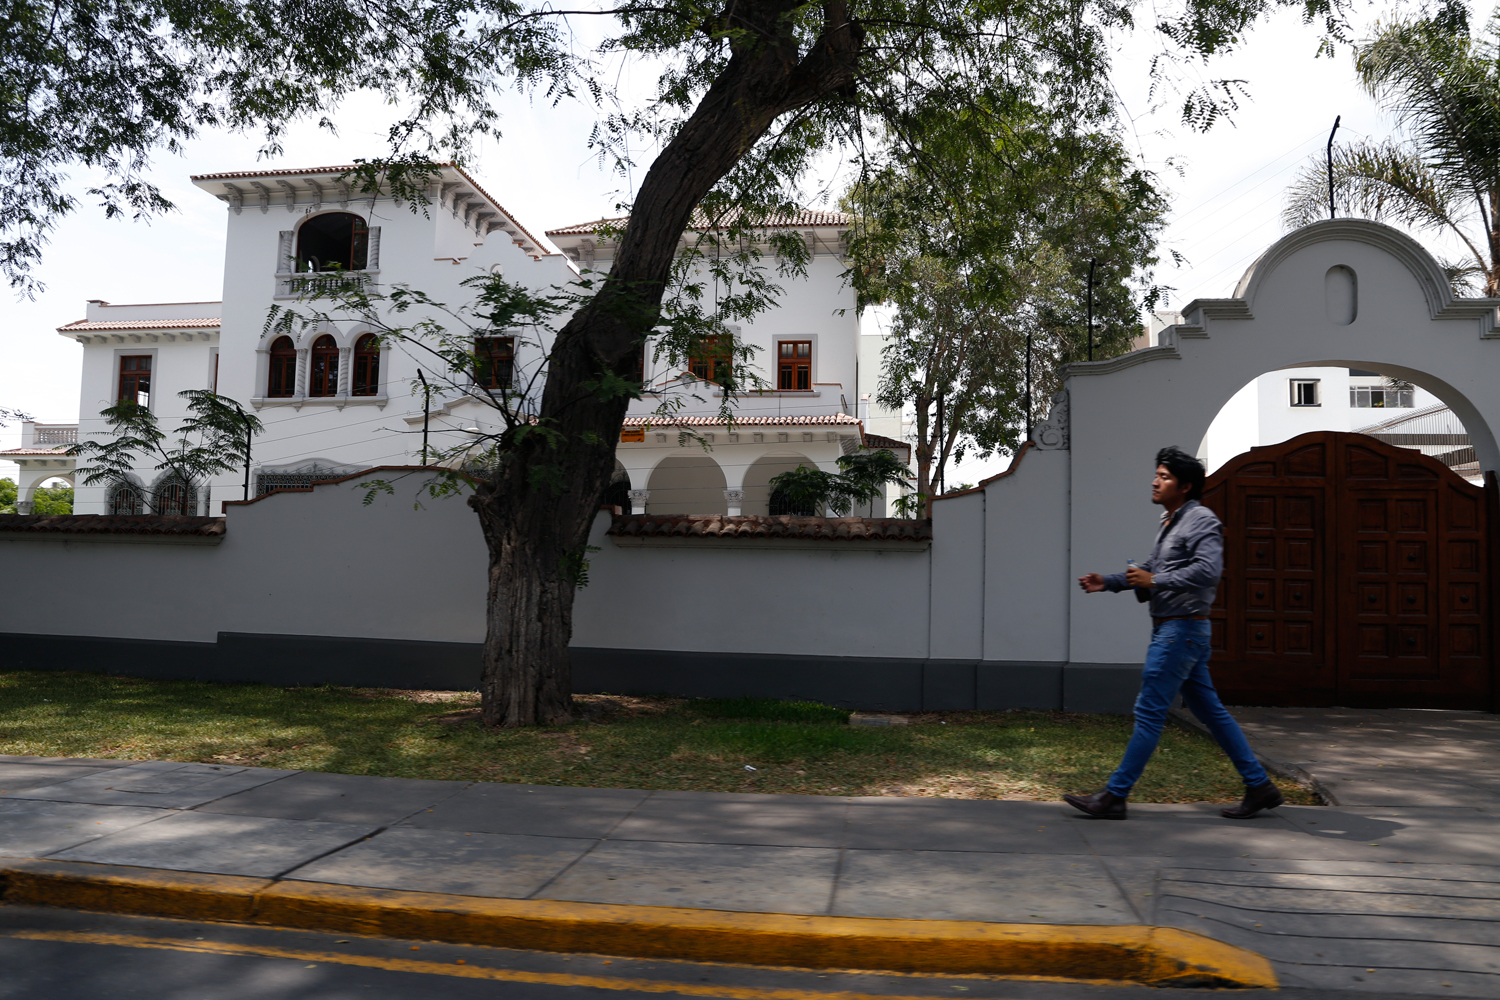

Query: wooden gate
<box><xmin>1201</xmin><ymin>431</ymin><xmax>1494</xmax><ymax>709</ymax></box>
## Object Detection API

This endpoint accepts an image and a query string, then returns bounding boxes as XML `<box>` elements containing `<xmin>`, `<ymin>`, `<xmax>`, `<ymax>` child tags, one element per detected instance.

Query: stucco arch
<box><xmin>1052</xmin><ymin>219</ymin><xmax>1500</xmax><ymax>673</ymax></box>
<box><xmin>740</xmin><ymin>453</ymin><xmax>820</xmax><ymax>516</ymax></box>
<box><xmin>645</xmin><ymin>455</ymin><xmax>728</xmax><ymax>514</ymax></box>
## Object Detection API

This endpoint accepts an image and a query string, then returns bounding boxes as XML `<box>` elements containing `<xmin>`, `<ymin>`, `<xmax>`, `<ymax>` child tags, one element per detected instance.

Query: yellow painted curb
<box><xmin>0</xmin><ymin>860</ymin><xmax>1276</xmax><ymax>988</ymax></box>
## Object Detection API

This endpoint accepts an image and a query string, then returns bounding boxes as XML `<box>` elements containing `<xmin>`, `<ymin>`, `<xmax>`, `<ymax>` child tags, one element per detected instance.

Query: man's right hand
<box><xmin>1078</xmin><ymin>573</ymin><xmax>1106</xmax><ymax>593</ymax></box>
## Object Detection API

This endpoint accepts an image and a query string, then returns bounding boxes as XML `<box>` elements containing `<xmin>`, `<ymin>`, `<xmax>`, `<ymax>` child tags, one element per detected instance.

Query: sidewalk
<box><xmin>1</xmin><ymin>751</ymin><xmax>1496</xmax><ymax>996</ymax></box>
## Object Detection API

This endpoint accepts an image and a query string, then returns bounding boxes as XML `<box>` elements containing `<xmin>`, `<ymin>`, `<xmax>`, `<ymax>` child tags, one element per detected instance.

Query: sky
<box><xmin>1</xmin><ymin>3</ymin><xmax>1434</xmax><ymax>487</ymax></box>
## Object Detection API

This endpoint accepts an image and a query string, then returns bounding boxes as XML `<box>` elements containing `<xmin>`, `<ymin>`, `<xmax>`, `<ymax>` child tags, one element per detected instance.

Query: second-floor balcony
<box><xmin>23</xmin><ymin>423</ymin><xmax>78</xmax><ymax>448</ymax></box>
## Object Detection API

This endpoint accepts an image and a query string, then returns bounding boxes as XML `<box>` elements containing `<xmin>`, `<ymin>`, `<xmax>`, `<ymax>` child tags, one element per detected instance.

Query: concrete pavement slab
<box><xmin>0</xmin><ymin>799</ymin><xmax>170</xmax><ymax>856</ymax></box>
<box><xmin>0</xmin><ymin>763</ymin><xmax>128</xmax><ymax>794</ymax></box>
<box><xmin>399</xmin><ymin>783</ymin><xmax>648</xmax><ymax>839</ymax></box>
<box><xmin>1157</xmin><ymin>895</ymin><xmax>1500</xmax><ymax>998</ymax></box>
<box><xmin>2</xmin><ymin>761</ymin><xmax>297</xmax><ymax>809</ymax></box>
<box><xmin>831</xmin><ymin>849</ymin><xmax>1133</xmax><ymax>924</ymax></box>
<box><xmin>535</xmin><ymin>839</ymin><xmax>840</xmax><ymax>914</ymax></box>
<box><xmin>284</xmin><ymin>826</ymin><xmax>595</xmax><ymax>897</ymax></box>
<box><xmin>1061</xmin><ymin>804</ymin><xmax>1373</xmax><ymax>860</ymax></box>
<box><xmin>1275</xmin><ymin>806</ymin><xmax>1500</xmax><ymax>863</ymax></box>
<box><xmin>0</xmin><ymin>755</ymin><xmax>136</xmax><ymax>768</ymax></box>
<box><xmin>608</xmin><ymin>790</ymin><xmax>849</xmax><ymax>847</ymax></box>
<box><xmin>196</xmin><ymin>771</ymin><xmax>470</xmax><ymax>825</ymax></box>
<box><xmin>842</xmin><ymin>798</ymin><xmax>1089</xmax><ymax>853</ymax></box>
<box><xmin>49</xmin><ymin>811</ymin><xmax>377</xmax><ymax>877</ymax></box>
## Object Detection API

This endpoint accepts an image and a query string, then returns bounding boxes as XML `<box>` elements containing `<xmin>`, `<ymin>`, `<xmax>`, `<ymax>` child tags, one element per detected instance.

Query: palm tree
<box><xmin>1284</xmin><ymin>6</ymin><xmax>1500</xmax><ymax>294</ymax></box>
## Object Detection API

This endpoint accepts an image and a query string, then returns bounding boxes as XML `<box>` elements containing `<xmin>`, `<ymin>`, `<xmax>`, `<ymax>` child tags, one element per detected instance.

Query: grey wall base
<box><xmin>4</xmin><ymin>632</ymin><xmax>1138</xmax><ymax>713</ymax></box>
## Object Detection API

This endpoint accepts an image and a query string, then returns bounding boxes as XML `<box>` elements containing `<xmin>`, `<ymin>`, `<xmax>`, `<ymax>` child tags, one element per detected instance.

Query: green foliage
<box><xmin>70</xmin><ymin>391</ymin><xmax>262</xmax><ymax>510</ymax></box>
<box><xmin>0</xmin><ymin>478</ymin><xmax>14</xmax><ymax>512</ymax></box>
<box><xmin>847</xmin><ymin>115</ymin><xmax>1170</xmax><ymax>511</ymax></box>
<box><xmin>1285</xmin><ymin>3</ymin><xmax>1500</xmax><ymax>294</ymax></box>
<box><xmin>689</xmin><ymin>696</ymin><xmax>851</xmax><ymax>724</ymax></box>
<box><xmin>767</xmin><ymin>448</ymin><xmax>913</xmax><ymax>517</ymax></box>
<box><xmin>29</xmin><ymin>483</ymin><xmax>73</xmax><ymax>514</ymax></box>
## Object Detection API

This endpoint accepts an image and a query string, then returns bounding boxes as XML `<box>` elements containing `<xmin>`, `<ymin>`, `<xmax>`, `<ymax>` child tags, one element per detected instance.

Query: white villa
<box><xmin>5</xmin><ymin>164</ymin><xmax>907</xmax><ymax>516</ymax></box>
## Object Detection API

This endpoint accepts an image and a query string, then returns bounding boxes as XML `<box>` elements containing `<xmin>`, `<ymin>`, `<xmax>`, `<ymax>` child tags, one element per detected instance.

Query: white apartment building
<box><xmin>4</xmin><ymin>164</ymin><xmax>906</xmax><ymax>515</ymax></box>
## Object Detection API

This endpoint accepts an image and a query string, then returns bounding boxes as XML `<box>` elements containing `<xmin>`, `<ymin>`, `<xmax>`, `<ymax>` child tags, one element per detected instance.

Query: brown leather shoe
<box><xmin>1063</xmin><ymin>789</ymin><xmax>1127</xmax><ymax>820</ymax></box>
<box><xmin>1220</xmin><ymin>780</ymin><xmax>1285</xmax><ymax>819</ymax></box>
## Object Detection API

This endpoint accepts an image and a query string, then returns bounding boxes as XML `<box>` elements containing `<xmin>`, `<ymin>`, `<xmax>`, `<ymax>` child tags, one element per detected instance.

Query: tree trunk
<box><xmin>469</xmin><ymin>0</ymin><xmax>863</xmax><ymax>726</ymax></box>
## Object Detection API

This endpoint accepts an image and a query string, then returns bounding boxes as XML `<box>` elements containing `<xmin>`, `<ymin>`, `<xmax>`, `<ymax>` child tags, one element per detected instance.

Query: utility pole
<box><xmin>1327</xmin><ymin>115</ymin><xmax>1341</xmax><ymax>220</ymax></box>
<box><xmin>1086</xmin><ymin>257</ymin><xmax>1097</xmax><ymax>362</ymax></box>
<box><xmin>229</xmin><ymin>399</ymin><xmax>252</xmax><ymax>502</ymax></box>
<box><xmin>1024</xmin><ymin>330</ymin><xmax>1033</xmax><ymax>443</ymax></box>
<box><xmin>418</xmin><ymin>370</ymin><xmax>433</xmax><ymax>464</ymax></box>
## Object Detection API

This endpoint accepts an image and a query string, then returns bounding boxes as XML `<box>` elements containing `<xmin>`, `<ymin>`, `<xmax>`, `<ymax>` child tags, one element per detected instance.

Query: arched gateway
<box><xmin>952</xmin><ymin>219</ymin><xmax>1500</xmax><ymax>713</ymax></box>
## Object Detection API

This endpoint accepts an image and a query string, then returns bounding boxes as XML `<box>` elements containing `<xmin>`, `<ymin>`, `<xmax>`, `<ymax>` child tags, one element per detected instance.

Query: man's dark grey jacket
<box><xmin>1101</xmin><ymin>499</ymin><xmax>1224</xmax><ymax>618</ymax></box>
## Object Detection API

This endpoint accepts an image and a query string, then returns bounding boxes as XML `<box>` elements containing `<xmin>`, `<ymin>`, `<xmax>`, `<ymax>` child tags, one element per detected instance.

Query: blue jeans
<box><xmin>1105</xmin><ymin>618</ymin><xmax>1269</xmax><ymax>798</ymax></box>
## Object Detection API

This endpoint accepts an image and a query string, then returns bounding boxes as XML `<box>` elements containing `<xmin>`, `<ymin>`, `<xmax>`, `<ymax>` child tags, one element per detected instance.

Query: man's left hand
<box><xmin>1126</xmin><ymin>566</ymin><xmax>1155</xmax><ymax>588</ymax></box>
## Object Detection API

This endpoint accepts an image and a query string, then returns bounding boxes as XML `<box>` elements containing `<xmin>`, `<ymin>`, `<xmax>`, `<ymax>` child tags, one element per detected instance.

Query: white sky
<box><xmin>1</xmin><ymin>4</ymin><xmax>1436</xmax><ymax>488</ymax></box>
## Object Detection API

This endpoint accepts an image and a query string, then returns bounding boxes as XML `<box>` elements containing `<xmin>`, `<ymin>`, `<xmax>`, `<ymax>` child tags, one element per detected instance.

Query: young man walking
<box><xmin>1067</xmin><ymin>446</ymin><xmax>1283</xmax><ymax>821</ymax></box>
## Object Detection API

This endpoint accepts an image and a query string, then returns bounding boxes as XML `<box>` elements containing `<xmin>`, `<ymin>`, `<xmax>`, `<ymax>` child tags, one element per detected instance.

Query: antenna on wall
<box><xmin>1327</xmin><ymin>115</ymin><xmax>1341</xmax><ymax>220</ymax></box>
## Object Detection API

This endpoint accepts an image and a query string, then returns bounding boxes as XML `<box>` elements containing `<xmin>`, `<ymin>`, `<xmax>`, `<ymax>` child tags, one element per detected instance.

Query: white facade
<box><xmin>1202</xmin><ymin>365</ymin><xmax>1459</xmax><ymax>476</ymax></box>
<box><xmin>16</xmin><ymin>166</ymin><xmax>904</xmax><ymax>515</ymax></box>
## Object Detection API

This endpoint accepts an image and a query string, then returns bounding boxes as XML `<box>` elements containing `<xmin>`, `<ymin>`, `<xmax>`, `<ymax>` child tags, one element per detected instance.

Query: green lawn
<box><xmin>0</xmin><ymin>671</ymin><xmax>1316</xmax><ymax>804</ymax></box>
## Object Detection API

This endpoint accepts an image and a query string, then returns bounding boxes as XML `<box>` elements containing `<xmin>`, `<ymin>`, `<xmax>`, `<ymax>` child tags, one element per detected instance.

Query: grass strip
<box><xmin>0</xmin><ymin>670</ymin><xmax>1314</xmax><ymax>804</ymax></box>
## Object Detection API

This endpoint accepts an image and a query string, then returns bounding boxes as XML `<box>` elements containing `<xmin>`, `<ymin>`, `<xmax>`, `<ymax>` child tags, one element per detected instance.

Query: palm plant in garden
<box><xmin>1285</xmin><ymin>3</ymin><xmax>1500</xmax><ymax>293</ymax></box>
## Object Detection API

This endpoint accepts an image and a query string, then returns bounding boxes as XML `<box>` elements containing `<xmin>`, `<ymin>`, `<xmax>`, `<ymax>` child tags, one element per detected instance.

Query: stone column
<box><xmin>627</xmin><ymin>490</ymin><xmax>650</xmax><ymax>515</ymax></box>
<box><xmin>723</xmin><ymin>489</ymin><xmax>745</xmax><ymax>516</ymax></box>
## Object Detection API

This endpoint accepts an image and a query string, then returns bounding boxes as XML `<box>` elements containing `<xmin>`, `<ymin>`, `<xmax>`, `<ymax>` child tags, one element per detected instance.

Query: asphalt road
<box><xmin>0</xmin><ymin>905</ymin><xmax>1449</xmax><ymax>1000</ymax></box>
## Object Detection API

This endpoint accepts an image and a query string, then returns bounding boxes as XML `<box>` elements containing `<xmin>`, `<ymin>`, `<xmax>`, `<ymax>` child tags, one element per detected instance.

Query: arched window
<box><xmin>109</xmin><ymin>483</ymin><xmax>144</xmax><ymax>515</ymax></box>
<box><xmin>153</xmin><ymin>478</ymin><xmax>196</xmax><ymax>516</ymax></box>
<box><xmin>352</xmin><ymin>334</ymin><xmax>380</xmax><ymax>396</ymax></box>
<box><xmin>309</xmin><ymin>335</ymin><xmax>340</xmax><ymax>397</ymax></box>
<box><xmin>268</xmin><ymin>337</ymin><xmax>297</xmax><ymax>397</ymax></box>
<box><xmin>296</xmin><ymin>213</ymin><xmax>369</xmax><ymax>272</ymax></box>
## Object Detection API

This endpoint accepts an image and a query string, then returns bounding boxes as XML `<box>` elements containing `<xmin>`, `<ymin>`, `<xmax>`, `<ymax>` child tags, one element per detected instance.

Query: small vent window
<box><xmin>1289</xmin><ymin>379</ymin><xmax>1320</xmax><ymax>407</ymax></box>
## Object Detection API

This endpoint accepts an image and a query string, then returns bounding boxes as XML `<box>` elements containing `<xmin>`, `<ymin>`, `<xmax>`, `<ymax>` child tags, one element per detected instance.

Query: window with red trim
<box><xmin>118</xmin><ymin>356</ymin><xmax>151</xmax><ymax>406</ymax></box>
<box><xmin>267</xmin><ymin>337</ymin><xmax>296</xmax><ymax>397</ymax></box>
<box><xmin>352</xmin><ymin>334</ymin><xmax>380</xmax><ymax>396</ymax></box>
<box><xmin>308</xmin><ymin>334</ymin><xmax>339</xmax><ymax>397</ymax></box>
<box><xmin>689</xmin><ymin>336</ymin><xmax>731</xmax><ymax>383</ymax></box>
<box><xmin>476</xmin><ymin>337</ymin><xmax>514</xmax><ymax>389</ymax></box>
<box><xmin>777</xmin><ymin>341</ymin><xmax>811</xmax><ymax>391</ymax></box>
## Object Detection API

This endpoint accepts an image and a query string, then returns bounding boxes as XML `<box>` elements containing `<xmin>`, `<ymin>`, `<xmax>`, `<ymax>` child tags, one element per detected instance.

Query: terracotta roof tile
<box><xmin>862</xmin><ymin>433</ymin><xmax>909</xmax><ymax>452</ymax></box>
<box><xmin>0</xmin><ymin>448</ymin><xmax>71</xmax><ymax>456</ymax></box>
<box><xmin>189</xmin><ymin>164</ymin><xmax>554</xmax><ymax>257</ymax></box>
<box><xmin>58</xmin><ymin>318</ymin><xmax>221</xmax><ymax>332</ymax></box>
<box><xmin>548</xmin><ymin>209</ymin><xmax>849</xmax><ymax>237</ymax></box>
<box><xmin>0</xmin><ymin>514</ymin><xmax>225</xmax><ymax>537</ymax></box>
<box><xmin>624</xmin><ymin>414</ymin><xmax>861</xmax><ymax>428</ymax></box>
<box><xmin>608</xmin><ymin>513</ymin><xmax>930</xmax><ymax>542</ymax></box>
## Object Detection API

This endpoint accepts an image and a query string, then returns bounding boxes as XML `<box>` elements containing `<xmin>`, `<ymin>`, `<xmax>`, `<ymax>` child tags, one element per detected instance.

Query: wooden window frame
<box><xmin>308</xmin><ymin>334</ymin><xmax>340</xmax><ymax>397</ymax></box>
<box><xmin>352</xmin><ymin>333</ymin><xmax>380</xmax><ymax>396</ymax></box>
<box><xmin>777</xmin><ymin>340</ymin><xmax>812</xmax><ymax>392</ymax></box>
<box><xmin>267</xmin><ymin>337</ymin><xmax>297</xmax><ymax>397</ymax></box>
<box><xmin>475</xmin><ymin>337</ymin><xmax>515</xmax><ymax>390</ymax></box>
<box><xmin>118</xmin><ymin>355</ymin><xmax>152</xmax><ymax>406</ymax></box>
<box><xmin>296</xmin><ymin>212</ymin><xmax>370</xmax><ymax>272</ymax></box>
<box><xmin>689</xmin><ymin>336</ymin><xmax>732</xmax><ymax>384</ymax></box>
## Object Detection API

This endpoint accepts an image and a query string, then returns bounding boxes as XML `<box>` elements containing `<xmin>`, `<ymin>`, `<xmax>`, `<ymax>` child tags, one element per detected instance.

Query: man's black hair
<box><xmin>1156</xmin><ymin>446</ymin><xmax>1206</xmax><ymax>502</ymax></box>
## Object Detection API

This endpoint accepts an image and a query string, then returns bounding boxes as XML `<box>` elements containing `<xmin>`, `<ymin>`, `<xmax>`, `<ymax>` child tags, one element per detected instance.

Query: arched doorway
<box><xmin>645</xmin><ymin>456</ymin><xmax>727</xmax><ymax>514</ymax></box>
<box><xmin>740</xmin><ymin>454</ymin><xmax>818</xmax><ymax>516</ymax></box>
<box><xmin>1203</xmin><ymin>431</ymin><xmax>1490</xmax><ymax>709</ymax></box>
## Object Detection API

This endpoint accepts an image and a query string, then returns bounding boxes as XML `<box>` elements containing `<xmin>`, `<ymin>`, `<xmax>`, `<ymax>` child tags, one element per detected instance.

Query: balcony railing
<box><xmin>28</xmin><ymin>424</ymin><xmax>78</xmax><ymax>446</ymax></box>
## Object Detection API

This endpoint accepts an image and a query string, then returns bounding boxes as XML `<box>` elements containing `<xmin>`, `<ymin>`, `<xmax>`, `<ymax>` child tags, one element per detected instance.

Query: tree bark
<box><xmin>469</xmin><ymin>0</ymin><xmax>863</xmax><ymax>726</ymax></box>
